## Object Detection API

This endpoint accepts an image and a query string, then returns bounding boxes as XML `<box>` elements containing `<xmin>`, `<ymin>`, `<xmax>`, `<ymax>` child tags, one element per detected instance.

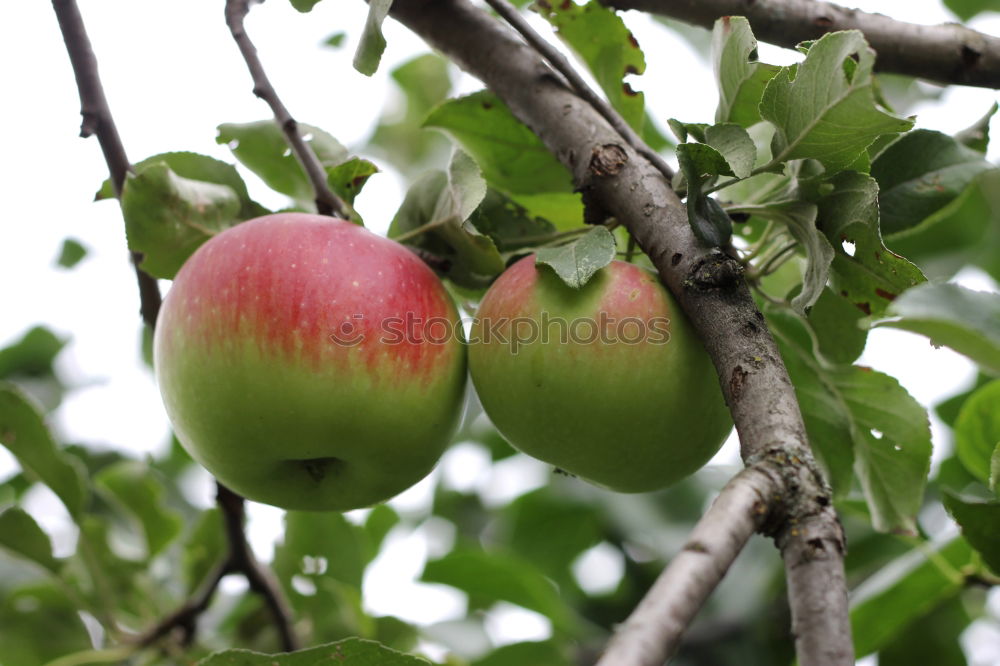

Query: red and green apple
<box><xmin>468</xmin><ymin>256</ymin><xmax>732</xmax><ymax>492</ymax></box>
<box><xmin>154</xmin><ymin>213</ymin><xmax>467</xmax><ymax>511</ymax></box>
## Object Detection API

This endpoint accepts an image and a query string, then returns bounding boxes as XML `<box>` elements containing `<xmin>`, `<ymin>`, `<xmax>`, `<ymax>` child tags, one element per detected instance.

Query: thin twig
<box><xmin>596</xmin><ymin>466</ymin><xmax>780</xmax><ymax>665</ymax></box>
<box><xmin>52</xmin><ymin>0</ymin><xmax>162</xmax><ymax>329</ymax></box>
<box><xmin>53</xmin><ymin>0</ymin><xmax>299</xmax><ymax>653</ymax></box>
<box><xmin>216</xmin><ymin>484</ymin><xmax>300</xmax><ymax>652</ymax></box>
<box><xmin>225</xmin><ymin>0</ymin><xmax>348</xmax><ymax>217</ymax></box>
<box><xmin>484</xmin><ymin>0</ymin><xmax>675</xmax><ymax>182</ymax></box>
<box><xmin>134</xmin><ymin>484</ymin><xmax>299</xmax><ymax>652</ymax></box>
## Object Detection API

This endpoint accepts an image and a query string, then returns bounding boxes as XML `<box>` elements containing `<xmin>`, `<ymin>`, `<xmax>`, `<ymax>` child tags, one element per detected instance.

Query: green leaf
<box><xmin>421</xmin><ymin>546</ymin><xmax>582</xmax><ymax>634</ymax></box>
<box><xmin>324</xmin><ymin>31</ymin><xmax>346</xmax><ymax>48</ymax></box>
<box><xmin>817</xmin><ymin>171</ymin><xmax>925</xmax><ymax>318</ymax></box>
<box><xmin>712</xmin><ymin>17</ymin><xmax>780</xmax><ymax>127</ymax></box>
<box><xmin>499</xmin><ymin>488</ymin><xmax>602</xmax><ymax>589</ymax></box>
<box><xmin>676</xmin><ymin>141</ymin><xmax>733</xmax><ymax>179</ymax></box>
<box><xmin>537</xmin><ymin>0</ymin><xmax>647</xmax><ymax>132</ymax></box>
<box><xmin>472</xmin><ymin>640</ymin><xmax>572</xmax><ymax>666</ymax></box>
<box><xmin>876</xmin><ymin>594</ymin><xmax>970</xmax><ymax>666</ymax></box>
<box><xmin>437</xmin><ymin>149</ymin><xmax>488</xmax><ymax>223</ymax></box>
<box><xmin>953</xmin><ymin>379</ymin><xmax>1000</xmax><ymax>483</ymax></box>
<box><xmin>183</xmin><ymin>508</ymin><xmax>226</xmax><ymax>592</ymax></box>
<box><xmin>954</xmin><ymin>102</ymin><xmax>997</xmax><ymax>153</ymax></box>
<box><xmin>122</xmin><ymin>163</ymin><xmax>242</xmax><ymax>279</ymax></box>
<box><xmin>732</xmin><ymin>200</ymin><xmax>831</xmax><ymax>312</ymax></box>
<box><xmin>217</xmin><ymin>121</ymin><xmax>347</xmax><ymax>207</ymax></box>
<box><xmin>97</xmin><ymin>152</ymin><xmax>262</xmax><ymax>217</ymax></box>
<box><xmin>760</xmin><ymin>31</ymin><xmax>913</xmax><ymax>171</ymax></box>
<box><xmin>668</xmin><ymin>119</ymin><xmax>709</xmax><ymax>143</ymax></box>
<box><xmin>872</xmin><ymin>130</ymin><xmax>992</xmax><ymax>235</ymax></box>
<box><xmin>55</xmin><ymin>238</ymin><xmax>87</xmax><ymax>269</ymax></box>
<box><xmin>705</xmin><ymin>123</ymin><xmax>756</xmax><ymax>178</ymax></box>
<box><xmin>993</xmin><ymin>443</ymin><xmax>1000</xmax><ymax>494</ymax></box>
<box><xmin>943</xmin><ymin>0</ymin><xmax>1000</xmax><ymax>21</ymax></box>
<box><xmin>0</xmin><ymin>327</ymin><xmax>67</xmax><ymax>379</ymax></box>
<box><xmin>0</xmin><ymin>582</ymin><xmax>93</xmax><ymax>665</ymax></box>
<box><xmin>807</xmin><ymin>287</ymin><xmax>868</xmax><ymax>365</ymax></box>
<box><xmin>424</xmin><ymin>91</ymin><xmax>575</xmax><ymax>195</ymax></box>
<box><xmin>354</xmin><ymin>0</ymin><xmax>392</xmax><ymax>76</ymax></box>
<box><xmin>508</xmin><ymin>192</ymin><xmax>584</xmax><ymax>231</ymax></box>
<box><xmin>363</xmin><ymin>504</ymin><xmax>399</xmax><ymax>561</ymax></box>
<box><xmin>94</xmin><ymin>460</ymin><xmax>184</xmax><ymax>558</ymax></box>
<box><xmin>327</xmin><ymin>157</ymin><xmax>378</xmax><ymax>207</ymax></box>
<box><xmin>290</xmin><ymin>0</ymin><xmax>323</xmax><ymax>12</ymax></box>
<box><xmin>875</xmin><ymin>283</ymin><xmax>1000</xmax><ymax>375</ymax></box>
<box><xmin>389</xmin><ymin>154</ymin><xmax>505</xmax><ymax>288</ymax></box>
<box><xmin>885</xmin><ymin>169</ymin><xmax>999</xmax><ymax>281</ymax></box>
<box><xmin>535</xmin><ymin>226</ymin><xmax>616</xmax><ymax>289</ymax></box>
<box><xmin>676</xmin><ymin>142</ymin><xmax>733</xmax><ymax>246</ymax></box>
<box><xmin>769</xmin><ymin>313</ymin><xmax>931</xmax><ymax>530</ymax></box>
<box><xmin>0</xmin><ymin>385</ymin><xmax>87</xmax><ymax>520</ymax></box>
<box><xmin>943</xmin><ymin>491</ymin><xmax>1000</xmax><ymax>574</ymax></box>
<box><xmin>273</xmin><ymin>511</ymin><xmax>368</xmax><ymax>590</ymax></box>
<box><xmin>468</xmin><ymin>189</ymin><xmax>557</xmax><ymax>252</ymax></box>
<box><xmin>198</xmin><ymin>638</ymin><xmax>431</xmax><ymax>665</ymax></box>
<box><xmin>0</xmin><ymin>507</ymin><xmax>59</xmax><ymax>573</ymax></box>
<box><xmin>850</xmin><ymin>537</ymin><xmax>972</xmax><ymax>657</ymax></box>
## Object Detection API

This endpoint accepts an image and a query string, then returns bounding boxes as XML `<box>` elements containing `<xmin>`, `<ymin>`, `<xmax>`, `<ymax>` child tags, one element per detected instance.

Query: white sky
<box><xmin>1</xmin><ymin>0</ymin><xmax>999</xmax><ymax>661</ymax></box>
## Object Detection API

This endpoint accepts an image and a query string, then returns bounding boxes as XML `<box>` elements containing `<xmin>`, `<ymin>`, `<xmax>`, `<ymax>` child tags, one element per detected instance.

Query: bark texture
<box><xmin>385</xmin><ymin>1</ymin><xmax>852</xmax><ymax>663</ymax></box>
<box><xmin>607</xmin><ymin>0</ymin><xmax>1000</xmax><ymax>88</ymax></box>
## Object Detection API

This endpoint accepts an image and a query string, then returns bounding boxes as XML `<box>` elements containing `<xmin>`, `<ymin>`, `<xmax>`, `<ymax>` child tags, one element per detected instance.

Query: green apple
<box><xmin>468</xmin><ymin>256</ymin><xmax>732</xmax><ymax>492</ymax></box>
<box><xmin>154</xmin><ymin>213</ymin><xmax>467</xmax><ymax>511</ymax></box>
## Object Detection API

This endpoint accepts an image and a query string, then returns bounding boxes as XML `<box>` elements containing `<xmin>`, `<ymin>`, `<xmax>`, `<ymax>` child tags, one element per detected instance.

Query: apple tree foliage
<box><xmin>2</xmin><ymin>1</ymin><xmax>1000</xmax><ymax>664</ymax></box>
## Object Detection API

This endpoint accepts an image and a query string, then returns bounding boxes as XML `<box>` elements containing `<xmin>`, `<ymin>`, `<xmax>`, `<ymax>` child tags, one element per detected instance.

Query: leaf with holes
<box><xmin>712</xmin><ymin>17</ymin><xmax>781</xmax><ymax>127</ymax></box>
<box><xmin>769</xmin><ymin>311</ymin><xmax>931</xmax><ymax>531</ymax></box>
<box><xmin>816</xmin><ymin>171</ymin><xmax>925</xmax><ymax>318</ymax></box>
<box><xmin>761</xmin><ymin>31</ymin><xmax>913</xmax><ymax>171</ymax></box>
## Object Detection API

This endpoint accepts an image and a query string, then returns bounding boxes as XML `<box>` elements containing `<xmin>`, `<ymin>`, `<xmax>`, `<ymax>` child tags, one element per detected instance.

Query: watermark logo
<box><xmin>328</xmin><ymin>311</ymin><xmax>671</xmax><ymax>354</ymax></box>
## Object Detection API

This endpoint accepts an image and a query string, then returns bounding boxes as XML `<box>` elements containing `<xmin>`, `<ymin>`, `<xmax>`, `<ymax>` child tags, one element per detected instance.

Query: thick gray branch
<box><xmin>225</xmin><ymin>0</ymin><xmax>348</xmax><ymax>217</ymax></box>
<box><xmin>605</xmin><ymin>0</ymin><xmax>1000</xmax><ymax>89</ymax></box>
<box><xmin>596</xmin><ymin>466</ymin><xmax>780</xmax><ymax>666</ymax></box>
<box><xmin>386</xmin><ymin>1</ymin><xmax>850</xmax><ymax>663</ymax></box>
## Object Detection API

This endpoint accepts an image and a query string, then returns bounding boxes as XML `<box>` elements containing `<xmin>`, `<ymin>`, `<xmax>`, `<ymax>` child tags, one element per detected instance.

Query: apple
<box><xmin>154</xmin><ymin>213</ymin><xmax>467</xmax><ymax>511</ymax></box>
<box><xmin>468</xmin><ymin>256</ymin><xmax>732</xmax><ymax>492</ymax></box>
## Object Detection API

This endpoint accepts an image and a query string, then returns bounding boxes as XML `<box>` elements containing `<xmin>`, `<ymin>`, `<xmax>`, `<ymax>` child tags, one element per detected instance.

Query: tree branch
<box><xmin>216</xmin><ymin>484</ymin><xmax>300</xmax><ymax>652</ymax></box>
<box><xmin>225</xmin><ymin>0</ymin><xmax>348</xmax><ymax>218</ymax></box>
<box><xmin>136</xmin><ymin>485</ymin><xmax>299</xmax><ymax>652</ymax></box>
<box><xmin>595</xmin><ymin>466</ymin><xmax>780</xmax><ymax>665</ymax></box>
<box><xmin>604</xmin><ymin>0</ymin><xmax>1000</xmax><ymax>89</ymax></box>
<box><xmin>385</xmin><ymin>1</ymin><xmax>850</xmax><ymax>663</ymax></box>
<box><xmin>53</xmin><ymin>0</ymin><xmax>299</xmax><ymax>653</ymax></box>
<box><xmin>484</xmin><ymin>0</ymin><xmax>675</xmax><ymax>182</ymax></box>
<box><xmin>51</xmin><ymin>0</ymin><xmax>162</xmax><ymax>330</ymax></box>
